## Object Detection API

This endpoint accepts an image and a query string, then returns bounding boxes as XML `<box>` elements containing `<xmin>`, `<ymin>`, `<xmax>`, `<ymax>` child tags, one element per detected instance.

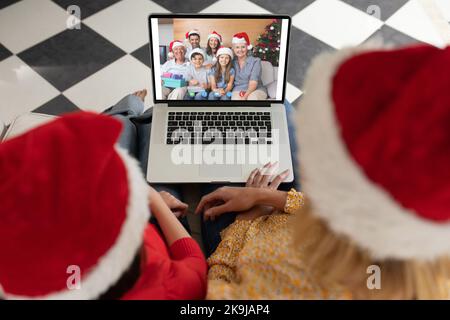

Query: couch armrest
<box><xmin>260</xmin><ymin>61</ymin><xmax>275</xmax><ymax>86</ymax></box>
<box><xmin>273</xmin><ymin>66</ymin><xmax>279</xmax><ymax>81</ymax></box>
<box><xmin>266</xmin><ymin>81</ymin><xmax>278</xmax><ymax>99</ymax></box>
<box><xmin>0</xmin><ymin>120</ymin><xmax>5</xmax><ymax>140</ymax></box>
<box><xmin>2</xmin><ymin>113</ymin><xmax>56</xmax><ymax>141</ymax></box>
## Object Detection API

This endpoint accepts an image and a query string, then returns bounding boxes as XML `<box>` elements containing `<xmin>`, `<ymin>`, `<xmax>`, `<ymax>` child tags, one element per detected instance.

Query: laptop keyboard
<box><xmin>166</xmin><ymin>111</ymin><xmax>273</xmax><ymax>145</ymax></box>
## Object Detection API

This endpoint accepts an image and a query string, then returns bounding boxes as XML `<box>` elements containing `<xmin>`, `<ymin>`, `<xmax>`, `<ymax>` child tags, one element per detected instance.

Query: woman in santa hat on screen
<box><xmin>231</xmin><ymin>32</ymin><xmax>267</xmax><ymax>101</ymax></box>
<box><xmin>204</xmin><ymin>31</ymin><xmax>222</xmax><ymax>69</ymax></box>
<box><xmin>160</xmin><ymin>40</ymin><xmax>189</xmax><ymax>100</ymax></box>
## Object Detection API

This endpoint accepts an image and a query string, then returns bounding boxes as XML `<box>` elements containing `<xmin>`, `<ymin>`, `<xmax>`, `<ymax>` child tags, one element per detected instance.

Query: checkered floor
<box><xmin>1</xmin><ymin>0</ymin><xmax>449</xmax><ymax>125</ymax></box>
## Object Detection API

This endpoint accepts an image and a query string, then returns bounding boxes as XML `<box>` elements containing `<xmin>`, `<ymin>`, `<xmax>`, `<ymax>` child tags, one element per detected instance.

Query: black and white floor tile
<box><xmin>1</xmin><ymin>0</ymin><xmax>449</xmax><ymax>124</ymax></box>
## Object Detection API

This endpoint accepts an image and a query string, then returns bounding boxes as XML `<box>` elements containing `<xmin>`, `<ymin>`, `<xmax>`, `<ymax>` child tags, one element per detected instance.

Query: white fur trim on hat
<box><xmin>216</xmin><ymin>47</ymin><xmax>233</xmax><ymax>60</ymax></box>
<box><xmin>232</xmin><ymin>37</ymin><xmax>252</xmax><ymax>50</ymax></box>
<box><xmin>186</xmin><ymin>30</ymin><xmax>200</xmax><ymax>39</ymax></box>
<box><xmin>208</xmin><ymin>33</ymin><xmax>221</xmax><ymax>42</ymax></box>
<box><xmin>3</xmin><ymin>147</ymin><xmax>150</xmax><ymax>299</ymax></box>
<box><xmin>297</xmin><ymin>42</ymin><xmax>450</xmax><ymax>262</ymax></box>
<box><xmin>232</xmin><ymin>37</ymin><xmax>246</xmax><ymax>44</ymax></box>
<box><xmin>171</xmin><ymin>41</ymin><xmax>184</xmax><ymax>51</ymax></box>
<box><xmin>189</xmin><ymin>48</ymin><xmax>206</xmax><ymax>60</ymax></box>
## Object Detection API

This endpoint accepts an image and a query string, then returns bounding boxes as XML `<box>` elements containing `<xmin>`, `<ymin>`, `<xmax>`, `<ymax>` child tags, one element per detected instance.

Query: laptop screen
<box><xmin>149</xmin><ymin>15</ymin><xmax>290</xmax><ymax>104</ymax></box>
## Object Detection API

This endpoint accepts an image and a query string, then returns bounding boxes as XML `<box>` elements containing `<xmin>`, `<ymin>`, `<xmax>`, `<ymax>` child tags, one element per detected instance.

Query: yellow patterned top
<box><xmin>207</xmin><ymin>190</ymin><xmax>351</xmax><ymax>300</ymax></box>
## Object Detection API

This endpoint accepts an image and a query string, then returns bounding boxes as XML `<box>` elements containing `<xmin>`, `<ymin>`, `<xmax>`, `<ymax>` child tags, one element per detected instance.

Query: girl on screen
<box><xmin>208</xmin><ymin>47</ymin><xmax>235</xmax><ymax>101</ymax></box>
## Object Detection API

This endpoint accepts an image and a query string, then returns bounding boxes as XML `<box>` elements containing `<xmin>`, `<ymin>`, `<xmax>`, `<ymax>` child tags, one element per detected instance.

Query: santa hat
<box><xmin>216</xmin><ymin>46</ymin><xmax>233</xmax><ymax>60</ymax></box>
<box><xmin>168</xmin><ymin>40</ymin><xmax>185</xmax><ymax>59</ymax></box>
<box><xmin>169</xmin><ymin>40</ymin><xmax>186</xmax><ymax>52</ymax></box>
<box><xmin>297</xmin><ymin>43</ymin><xmax>450</xmax><ymax>261</ymax></box>
<box><xmin>0</xmin><ymin>112</ymin><xmax>150</xmax><ymax>299</ymax></box>
<box><xmin>207</xmin><ymin>31</ymin><xmax>222</xmax><ymax>43</ymax></box>
<box><xmin>169</xmin><ymin>40</ymin><xmax>185</xmax><ymax>52</ymax></box>
<box><xmin>232</xmin><ymin>32</ymin><xmax>252</xmax><ymax>50</ymax></box>
<box><xmin>185</xmin><ymin>29</ymin><xmax>200</xmax><ymax>39</ymax></box>
<box><xmin>189</xmin><ymin>47</ymin><xmax>206</xmax><ymax>60</ymax></box>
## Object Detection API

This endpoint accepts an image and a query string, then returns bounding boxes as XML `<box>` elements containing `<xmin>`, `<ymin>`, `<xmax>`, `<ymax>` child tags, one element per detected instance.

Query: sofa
<box><xmin>260</xmin><ymin>60</ymin><xmax>279</xmax><ymax>99</ymax></box>
<box><xmin>0</xmin><ymin>120</ymin><xmax>5</xmax><ymax>140</ymax></box>
<box><xmin>1</xmin><ymin>113</ymin><xmax>55</xmax><ymax>142</ymax></box>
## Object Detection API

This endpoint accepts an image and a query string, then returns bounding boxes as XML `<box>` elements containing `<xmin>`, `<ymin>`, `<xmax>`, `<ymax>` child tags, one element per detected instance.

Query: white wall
<box><xmin>158</xmin><ymin>24</ymin><xmax>174</xmax><ymax>46</ymax></box>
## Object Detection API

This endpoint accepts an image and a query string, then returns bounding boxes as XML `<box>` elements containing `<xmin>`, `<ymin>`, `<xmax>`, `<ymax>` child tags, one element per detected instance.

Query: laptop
<box><xmin>147</xmin><ymin>14</ymin><xmax>294</xmax><ymax>183</ymax></box>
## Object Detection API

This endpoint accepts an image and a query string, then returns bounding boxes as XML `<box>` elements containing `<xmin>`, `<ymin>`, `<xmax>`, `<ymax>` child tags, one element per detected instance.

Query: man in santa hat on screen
<box><xmin>185</xmin><ymin>29</ymin><xmax>202</xmax><ymax>59</ymax></box>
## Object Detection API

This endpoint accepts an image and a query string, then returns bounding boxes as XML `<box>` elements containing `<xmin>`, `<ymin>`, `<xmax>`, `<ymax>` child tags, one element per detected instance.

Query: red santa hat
<box><xmin>0</xmin><ymin>112</ymin><xmax>150</xmax><ymax>299</ymax></box>
<box><xmin>169</xmin><ymin>40</ymin><xmax>185</xmax><ymax>52</ymax></box>
<box><xmin>168</xmin><ymin>40</ymin><xmax>185</xmax><ymax>59</ymax></box>
<box><xmin>297</xmin><ymin>43</ymin><xmax>450</xmax><ymax>261</ymax></box>
<box><xmin>216</xmin><ymin>46</ymin><xmax>233</xmax><ymax>60</ymax></box>
<box><xmin>232</xmin><ymin>32</ymin><xmax>252</xmax><ymax>50</ymax></box>
<box><xmin>185</xmin><ymin>29</ymin><xmax>200</xmax><ymax>39</ymax></box>
<box><xmin>207</xmin><ymin>31</ymin><xmax>222</xmax><ymax>43</ymax></box>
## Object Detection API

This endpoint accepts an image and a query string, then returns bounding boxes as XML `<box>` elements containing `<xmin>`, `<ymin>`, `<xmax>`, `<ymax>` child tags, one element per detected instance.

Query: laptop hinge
<box><xmin>166</xmin><ymin>102</ymin><xmax>272</xmax><ymax>108</ymax></box>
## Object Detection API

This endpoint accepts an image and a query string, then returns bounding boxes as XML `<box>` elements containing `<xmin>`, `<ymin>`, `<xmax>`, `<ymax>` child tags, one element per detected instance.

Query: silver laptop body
<box><xmin>147</xmin><ymin>14</ymin><xmax>294</xmax><ymax>183</ymax></box>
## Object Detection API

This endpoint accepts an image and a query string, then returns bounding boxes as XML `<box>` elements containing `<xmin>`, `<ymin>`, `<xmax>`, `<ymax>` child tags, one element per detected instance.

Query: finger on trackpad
<box><xmin>199</xmin><ymin>164</ymin><xmax>242</xmax><ymax>178</ymax></box>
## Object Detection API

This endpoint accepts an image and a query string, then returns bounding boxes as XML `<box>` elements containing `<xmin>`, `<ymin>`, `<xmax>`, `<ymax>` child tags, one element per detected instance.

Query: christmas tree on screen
<box><xmin>253</xmin><ymin>19</ymin><xmax>282</xmax><ymax>66</ymax></box>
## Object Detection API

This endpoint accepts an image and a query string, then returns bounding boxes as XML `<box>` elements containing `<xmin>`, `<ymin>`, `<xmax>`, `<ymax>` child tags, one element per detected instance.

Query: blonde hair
<box><xmin>293</xmin><ymin>199</ymin><xmax>450</xmax><ymax>299</ymax></box>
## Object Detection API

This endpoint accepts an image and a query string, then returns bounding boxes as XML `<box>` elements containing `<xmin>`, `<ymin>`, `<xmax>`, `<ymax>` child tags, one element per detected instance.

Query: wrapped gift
<box><xmin>162</xmin><ymin>77</ymin><xmax>186</xmax><ymax>88</ymax></box>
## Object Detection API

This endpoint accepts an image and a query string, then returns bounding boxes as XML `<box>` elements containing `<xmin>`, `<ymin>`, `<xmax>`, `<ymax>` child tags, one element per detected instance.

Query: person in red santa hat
<box><xmin>231</xmin><ymin>32</ymin><xmax>267</xmax><ymax>101</ymax></box>
<box><xmin>208</xmin><ymin>46</ymin><xmax>235</xmax><ymax>100</ymax></box>
<box><xmin>161</xmin><ymin>40</ymin><xmax>189</xmax><ymax>100</ymax></box>
<box><xmin>200</xmin><ymin>43</ymin><xmax>450</xmax><ymax>299</ymax></box>
<box><xmin>0</xmin><ymin>112</ymin><xmax>207</xmax><ymax>300</ymax></box>
<box><xmin>185</xmin><ymin>29</ymin><xmax>202</xmax><ymax>59</ymax></box>
<box><xmin>204</xmin><ymin>31</ymin><xmax>222</xmax><ymax>69</ymax></box>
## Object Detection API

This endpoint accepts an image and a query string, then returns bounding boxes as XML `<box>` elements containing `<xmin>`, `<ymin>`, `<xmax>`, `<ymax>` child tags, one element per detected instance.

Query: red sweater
<box><xmin>121</xmin><ymin>224</ymin><xmax>207</xmax><ymax>300</ymax></box>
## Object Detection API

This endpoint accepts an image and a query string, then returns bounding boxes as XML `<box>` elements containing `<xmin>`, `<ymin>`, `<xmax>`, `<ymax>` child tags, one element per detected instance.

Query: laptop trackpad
<box><xmin>199</xmin><ymin>164</ymin><xmax>242</xmax><ymax>179</ymax></box>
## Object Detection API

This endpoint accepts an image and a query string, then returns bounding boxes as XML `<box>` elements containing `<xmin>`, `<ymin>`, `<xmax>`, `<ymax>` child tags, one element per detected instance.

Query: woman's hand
<box><xmin>148</xmin><ymin>186</ymin><xmax>163</xmax><ymax>208</ymax></box>
<box><xmin>246</xmin><ymin>161</ymin><xmax>289</xmax><ymax>189</ymax></box>
<box><xmin>159</xmin><ymin>191</ymin><xmax>188</xmax><ymax>218</ymax></box>
<box><xmin>147</xmin><ymin>186</ymin><xmax>191</xmax><ymax>246</ymax></box>
<box><xmin>195</xmin><ymin>186</ymin><xmax>259</xmax><ymax>219</ymax></box>
<box><xmin>237</xmin><ymin>162</ymin><xmax>289</xmax><ymax>220</ymax></box>
<box><xmin>189</xmin><ymin>79</ymin><xmax>199</xmax><ymax>86</ymax></box>
<box><xmin>149</xmin><ymin>187</ymin><xmax>188</xmax><ymax>218</ymax></box>
<box><xmin>195</xmin><ymin>162</ymin><xmax>290</xmax><ymax>220</ymax></box>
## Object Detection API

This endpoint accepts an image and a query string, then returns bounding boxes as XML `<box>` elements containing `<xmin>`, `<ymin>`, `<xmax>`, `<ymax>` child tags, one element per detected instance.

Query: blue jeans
<box><xmin>104</xmin><ymin>96</ymin><xmax>299</xmax><ymax>256</ymax></box>
<box><xmin>185</xmin><ymin>91</ymin><xmax>208</xmax><ymax>100</ymax></box>
<box><xmin>208</xmin><ymin>91</ymin><xmax>231</xmax><ymax>100</ymax></box>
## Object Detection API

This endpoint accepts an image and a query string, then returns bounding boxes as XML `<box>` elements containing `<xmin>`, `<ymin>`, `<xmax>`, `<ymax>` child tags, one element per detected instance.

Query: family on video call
<box><xmin>160</xmin><ymin>21</ymin><xmax>281</xmax><ymax>101</ymax></box>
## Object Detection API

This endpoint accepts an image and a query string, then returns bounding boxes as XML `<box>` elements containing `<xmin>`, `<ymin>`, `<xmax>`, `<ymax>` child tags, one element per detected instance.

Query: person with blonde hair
<box><xmin>197</xmin><ymin>43</ymin><xmax>450</xmax><ymax>299</ymax></box>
